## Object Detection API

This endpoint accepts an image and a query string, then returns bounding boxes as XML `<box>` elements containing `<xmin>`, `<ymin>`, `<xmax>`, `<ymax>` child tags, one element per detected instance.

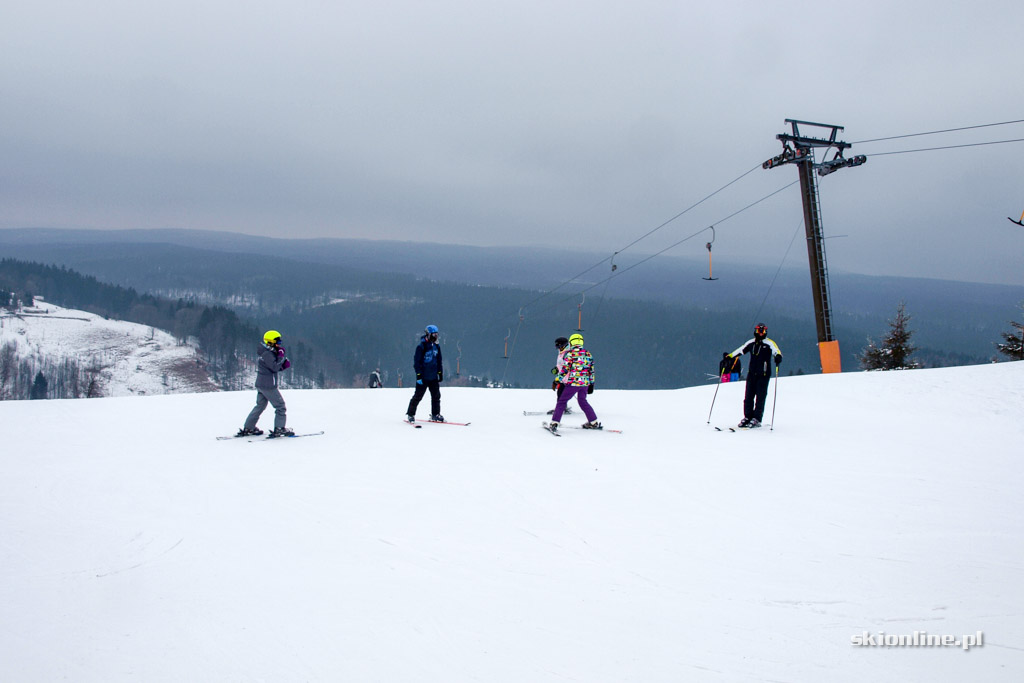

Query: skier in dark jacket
<box><xmin>237</xmin><ymin>330</ymin><xmax>293</xmax><ymax>437</ymax></box>
<box><xmin>405</xmin><ymin>324</ymin><xmax>444</xmax><ymax>423</ymax></box>
<box><xmin>725</xmin><ymin>323</ymin><xmax>782</xmax><ymax>428</ymax></box>
<box><xmin>719</xmin><ymin>352</ymin><xmax>742</xmax><ymax>382</ymax></box>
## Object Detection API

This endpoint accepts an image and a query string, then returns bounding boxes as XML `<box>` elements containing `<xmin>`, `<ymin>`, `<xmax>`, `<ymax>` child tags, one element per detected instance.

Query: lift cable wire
<box><xmin>505</xmin><ymin>163</ymin><xmax>765</xmax><ymax>321</ymax></box>
<box><xmin>613</xmin><ymin>163</ymin><xmax>762</xmax><ymax>257</ymax></box>
<box><xmin>487</xmin><ymin>120</ymin><xmax>1023</xmax><ymax>380</ymax></box>
<box><xmin>524</xmin><ymin>179</ymin><xmax>800</xmax><ymax>322</ymax></box>
<box><xmin>853</xmin><ymin>118</ymin><xmax>1024</xmax><ymax>145</ymax></box>
<box><xmin>750</xmin><ymin>218</ymin><xmax>803</xmax><ymax>327</ymax></box>
<box><xmin>867</xmin><ymin>137</ymin><xmax>1024</xmax><ymax>156</ymax></box>
<box><xmin>500</xmin><ymin>120</ymin><xmax>1024</xmax><ymax>336</ymax></box>
<box><xmin>585</xmin><ymin>163</ymin><xmax>763</xmax><ymax>328</ymax></box>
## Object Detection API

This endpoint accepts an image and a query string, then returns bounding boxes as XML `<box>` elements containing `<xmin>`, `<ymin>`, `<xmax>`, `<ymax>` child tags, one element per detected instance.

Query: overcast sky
<box><xmin>2</xmin><ymin>0</ymin><xmax>1023</xmax><ymax>285</ymax></box>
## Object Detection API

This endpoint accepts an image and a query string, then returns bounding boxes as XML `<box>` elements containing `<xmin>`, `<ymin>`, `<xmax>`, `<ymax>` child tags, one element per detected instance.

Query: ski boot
<box><xmin>547</xmin><ymin>421</ymin><xmax>559</xmax><ymax>433</ymax></box>
<box><xmin>268</xmin><ymin>426</ymin><xmax>295</xmax><ymax>438</ymax></box>
<box><xmin>738</xmin><ymin>417</ymin><xmax>751</xmax><ymax>428</ymax></box>
<box><xmin>405</xmin><ymin>414</ymin><xmax>416</xmax><ymax>423</ymax></box>
<box><xmin>581</xmin><ymin>421</ymin><xmax>603</xmax><ymax>430</ymax></box>
<box><xmin>236</xmin><ymin>427</ymin><xmax>263</xmax><ymax>437</ymax></box>
<box><xmin>429</xmin><ymin>414</ymin><xmax>446</xmax><ymax>422</ymax></box>
<box><xmin>748</xmin><ymin>418</ymin><xmax>761</xmax><ymax>429</ymax></box>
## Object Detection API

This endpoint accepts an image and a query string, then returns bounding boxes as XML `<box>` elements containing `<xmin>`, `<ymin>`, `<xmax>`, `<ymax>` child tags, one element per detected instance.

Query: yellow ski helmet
<box><xmin>263</xmin><ymin>330</ymin><xmax>282</xmax><ymax>345</ymax></box>
<box><xmin>569</xmin><ymin>333</ymin><xmax>584</xmax><ymax>347</ymax></box>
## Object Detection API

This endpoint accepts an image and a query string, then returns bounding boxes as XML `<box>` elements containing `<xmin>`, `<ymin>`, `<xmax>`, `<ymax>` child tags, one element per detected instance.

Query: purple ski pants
<box><xmin>552</xmin><ymin>385</ymin><xmax>597</xmax><ymax>423</ymax></box>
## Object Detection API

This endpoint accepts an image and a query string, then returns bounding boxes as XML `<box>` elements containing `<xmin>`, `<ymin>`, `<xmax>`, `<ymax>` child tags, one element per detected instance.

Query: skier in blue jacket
<box><xmin>406</xmin><ymin>324</ymin><xmax>445</xmax><ymax>423</ymax></box>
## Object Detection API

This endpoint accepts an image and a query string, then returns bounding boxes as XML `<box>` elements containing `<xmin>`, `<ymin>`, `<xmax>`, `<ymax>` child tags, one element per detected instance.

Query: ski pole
<box><xmin>769</xmin><ymin>365</ymin><xmax>779</xmax><ymax>431</ymax></box>
<box><xmin>707</xmin><ymin>374</ymin><xmax>724</xmax><ymax>424</ymax></box>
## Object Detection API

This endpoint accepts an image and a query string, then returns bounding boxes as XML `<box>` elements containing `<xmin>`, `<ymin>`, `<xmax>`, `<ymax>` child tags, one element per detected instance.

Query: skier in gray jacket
<box><xmin>237</xmin><ymin>330</ymin><xmax>293</xmax><ymax>437</ymax></box>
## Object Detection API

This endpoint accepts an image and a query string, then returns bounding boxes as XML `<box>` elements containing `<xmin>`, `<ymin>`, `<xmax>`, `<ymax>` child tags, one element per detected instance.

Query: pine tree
<box><xmin>859</xmin><ymin>301</ymin><xmax>920</xmax><ymax>370</ymax></box>
<box><xmin>996</xmin><ymin>303</ymin><xmax>1024</xmax><ymax>361</ymax></box>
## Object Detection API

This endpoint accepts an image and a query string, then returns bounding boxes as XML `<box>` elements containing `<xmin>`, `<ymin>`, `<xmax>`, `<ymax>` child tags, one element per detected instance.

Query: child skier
<box><xmin>548</xmin><ymin>336</ymin><xmax>573</xmax><ymax>416</ymax></box>
<box><xmin>719</xmin><ymin>352</ymin><xmax>741</xmax><ymax>382</ymax></box>
<box><xmin>548</xmin><ymin>333</ymin><xmax>600</xmax><ymax>432</ymax></box>
<box><xmin>237</xmin><ymin>330</ymin><xmax>293</xmax><ymax>437</ymax></box>
<box><xmin>725</xmin><ymin>323</ymin><xmax>782</xmax><ymax>428</ymax></box>
<box><xmin>406</xmin><ymin>324</ymin><xmax>444</xmax><ymax>423</ymax></box>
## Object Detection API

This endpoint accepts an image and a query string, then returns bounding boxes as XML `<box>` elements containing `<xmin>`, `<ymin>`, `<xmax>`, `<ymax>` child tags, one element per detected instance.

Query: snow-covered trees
<box><xmin>859</xmin><ymin>302</ymin><xmax>920</xmax><ymax>371</ymax></box>
<box><xmin>996</xmin><ymin>303</ymin><xmax>1024</xmax><ymax>361</ymax></box>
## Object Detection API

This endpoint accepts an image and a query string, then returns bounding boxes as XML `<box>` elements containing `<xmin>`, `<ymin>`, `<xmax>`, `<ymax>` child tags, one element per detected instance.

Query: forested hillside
<box><xmin>0</xmin><ymin>260</ymin><xmax>330</xmax><ymax>392</ymax></box>
<box><xmin>3</xmin><ymin>228</ymin><xmax>1021</xmax><ymax>389</ymax></box>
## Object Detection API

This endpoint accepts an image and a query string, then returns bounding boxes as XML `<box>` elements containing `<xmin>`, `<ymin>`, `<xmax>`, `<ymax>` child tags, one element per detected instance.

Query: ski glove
<box><xmin>282</xmin><ymin>359</ymin><xmax>291</xmax><ymax>370</ymax></box>
<box><xmin>276</xmin><ymin>346</ymin><xmax>286</xmax><ymax>358</ymax></box>
<box><xmin>438</xmin><ymin>372</ymin><xmax>443</xmax><ymax>382</ymax></box>
<box><xmin>552</xmin><ymin>380</ymin><xmax>560</xmax><ymax>392</ymax></box>
<box><xmin>587</xmin><ymin>383</ymin><xmax>594</xmax><ymax>395</ymax></box>
<box><xmin>775</xmin><ymin>355</ymin><xmax>782</xmax><ymax>366</ymax></box>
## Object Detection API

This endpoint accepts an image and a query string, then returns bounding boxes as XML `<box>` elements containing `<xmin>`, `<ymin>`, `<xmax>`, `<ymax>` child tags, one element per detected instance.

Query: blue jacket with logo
<box><xmin>413</xmin><ymin>336</ymin><xmax>443</xmax><ymax>381</ymax></box>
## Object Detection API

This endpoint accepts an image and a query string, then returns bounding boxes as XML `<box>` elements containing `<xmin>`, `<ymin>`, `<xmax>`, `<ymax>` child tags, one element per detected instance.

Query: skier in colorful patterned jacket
<box><xmin>237</xmin><ymin>330</ymin><xmax>293</xmax><ymax>437</ymax></box>
<box><xmin>406</xmin><ymin>324</ymin><xmax>445</xmax><ymax>423</ymax></box>
<box><xmin>725</xmin><ymin>323</ymin><xmax>782</xmax><ymax>428</ymax></box>
<box><xmin>548</xmin><ymin>333</ymin><xmax>601</xmax><ymax>432</ymax></box>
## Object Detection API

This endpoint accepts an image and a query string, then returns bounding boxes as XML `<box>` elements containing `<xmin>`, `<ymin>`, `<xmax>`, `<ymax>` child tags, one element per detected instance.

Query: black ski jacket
<box><xmin>729</xmin><ymin>338</ymin><xmax>782</xmax><ymax>378</ymax></box>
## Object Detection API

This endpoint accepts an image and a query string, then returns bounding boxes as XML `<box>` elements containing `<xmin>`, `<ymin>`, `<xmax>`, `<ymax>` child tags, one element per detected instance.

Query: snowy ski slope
<box><xmin>1</xmin><ymin>362</ymin><xmax>1022</xmax><ymax>681</ymax></box>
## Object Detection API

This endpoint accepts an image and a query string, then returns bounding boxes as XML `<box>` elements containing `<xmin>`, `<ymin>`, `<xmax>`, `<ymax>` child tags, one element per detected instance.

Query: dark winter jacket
<box><xmin>413</xmin><ymin>336</ymin><xmax>443</xmax><ymax>382</ymax></box>
<box><xmin>255</xmin><ymin>343</ymin><xmax>289</xmax><ymax>389</ymax></box>
<box><xmin>729</xmin><ymin>338</ymin><xmax>782</xmax><ymax>378</ymax></box>
<box><xmin>719</xmin><ymin>355</ymin><xmax>742</xmax><ymax>377</ymax></box>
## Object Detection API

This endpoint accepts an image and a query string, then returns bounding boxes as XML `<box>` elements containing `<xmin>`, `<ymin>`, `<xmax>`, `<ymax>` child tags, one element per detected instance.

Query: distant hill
<box><xmin>2</xmin><ymin>228</ymin><xmax>1020</xmax><ymax>387</ymax></box>
<box><xmin>0</xmin><ymin>298</ymin><xmax>217</xmax><ymax>399</ymax></box>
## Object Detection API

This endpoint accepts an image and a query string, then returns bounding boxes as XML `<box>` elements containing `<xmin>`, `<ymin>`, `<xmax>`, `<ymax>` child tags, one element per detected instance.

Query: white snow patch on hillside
<box><xmin>0</xmin><ymin>298</ymin><xmax>217</xmax><ymax>396</ymax></box>
<box><xmin>1</xmin><ymin>362</ymin><xmax>1022</xmax><ymax>681</ymax></box>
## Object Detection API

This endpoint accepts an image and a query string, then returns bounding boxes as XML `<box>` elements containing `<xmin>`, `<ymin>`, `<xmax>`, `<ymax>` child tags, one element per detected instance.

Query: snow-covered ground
<box><xmin>1</xmin><ymin>363</ymin><xmax>1022</xmax><ymax>681</ymax></box>
<box><xmin>0</xmin><ymin>299</ymin><xmax>216</xmax><ymax>397</ymax></box>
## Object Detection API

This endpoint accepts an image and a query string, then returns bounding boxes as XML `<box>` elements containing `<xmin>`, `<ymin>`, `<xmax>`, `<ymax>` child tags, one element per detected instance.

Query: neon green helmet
<box><xmin>569</xmin><ymin>333</ymin><xmax>584</xmax><ymax>347</ymax></box>
<box><xmin>263</xmin><ymin>330</ymin><xmax>282</xmax><ymax>345</ymax></box>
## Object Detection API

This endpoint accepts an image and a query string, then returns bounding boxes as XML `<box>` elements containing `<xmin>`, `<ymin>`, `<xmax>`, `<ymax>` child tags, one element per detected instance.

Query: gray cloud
<box><xmin>2</xmin><ymin>0</ymin><xmax>1023</xmax><ymax>284</ymax></box>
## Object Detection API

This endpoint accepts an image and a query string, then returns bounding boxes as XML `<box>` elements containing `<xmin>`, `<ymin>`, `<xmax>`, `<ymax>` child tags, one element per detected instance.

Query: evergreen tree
<box><xmin>30</xmin><ymin>371</ymin><xmax>48</xmax><ymax>399</ymax></box>
<box><xmin>996</xmin><ymin>303</ymin><xmax>1024</xmax><ymax>361</ymax></box>
<box><xmin>859</xmin><ymin>301</ymin><xmax>920</xmax><ymax>370</ymax></box>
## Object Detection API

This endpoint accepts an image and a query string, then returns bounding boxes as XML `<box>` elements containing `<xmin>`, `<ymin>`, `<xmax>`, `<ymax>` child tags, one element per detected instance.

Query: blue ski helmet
<box><xmin>425</xmin><ymin>324</ymin><xmax>439</xmax><ymax>334</ymax></box>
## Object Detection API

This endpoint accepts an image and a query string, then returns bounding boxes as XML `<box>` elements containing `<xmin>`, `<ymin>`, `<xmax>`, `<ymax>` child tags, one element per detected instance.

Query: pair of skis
<box><xmin>713</xmin><ymin>425</ymin><xmax>767</xmax><ymax>432</ymax></box>
<box><xmin>540</xmin><ymin>421</ymin><xmax>622</xmax><ymax>436</ymax></box>
<box><xmin>406</xmin><ymin>419</ymin><xmax>471</xmax><ymax>428</ymax></box>
<box><xmin>217</xmin><ymin>430</ymin><xmax>324</xmax><ymax>441</ymax></box>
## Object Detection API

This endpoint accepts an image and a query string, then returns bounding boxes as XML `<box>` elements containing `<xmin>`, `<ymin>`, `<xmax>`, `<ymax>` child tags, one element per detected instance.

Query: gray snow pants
<box><xmin>244</xmin><ymin>387</ymin><xmax>287</xmax><ymax>430</ymax></box>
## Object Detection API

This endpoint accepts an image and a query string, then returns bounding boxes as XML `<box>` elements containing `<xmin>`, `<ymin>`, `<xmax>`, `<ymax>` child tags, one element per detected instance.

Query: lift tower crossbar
<box><xmin>763</xmin><ymin>119</ymin><xmax>865</xmax><ymax>374</ymax></box>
